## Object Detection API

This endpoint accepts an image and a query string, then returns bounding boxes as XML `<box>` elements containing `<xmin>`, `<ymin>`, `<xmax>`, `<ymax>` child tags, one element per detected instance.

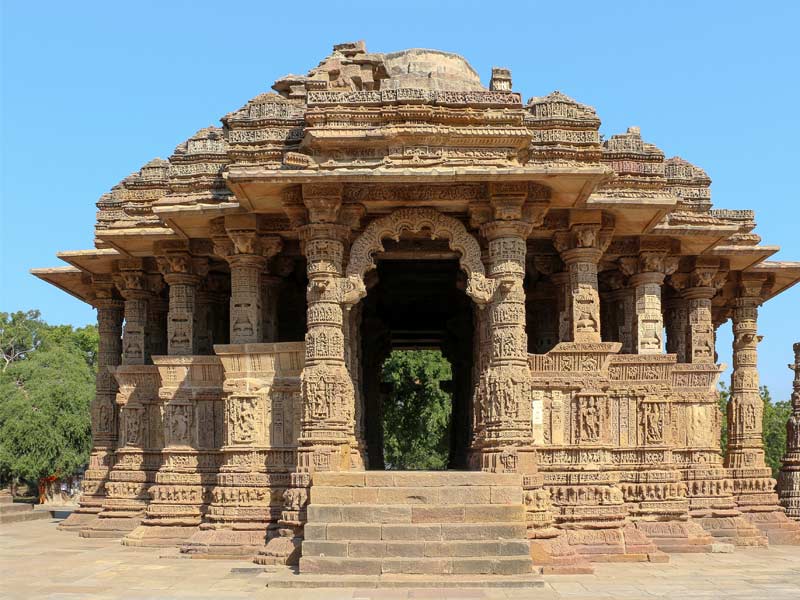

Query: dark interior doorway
<box><xmin>359</xmin><ymin>253</ymin><xmax>474</xmax><ymax>470</ymax></box>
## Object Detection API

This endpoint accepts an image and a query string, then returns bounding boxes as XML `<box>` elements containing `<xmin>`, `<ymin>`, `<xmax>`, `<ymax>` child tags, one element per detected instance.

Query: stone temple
<box><xmin>33</xmin><ymin>42</ymin><xmax>800</xmax><ymax>580</ymax></box>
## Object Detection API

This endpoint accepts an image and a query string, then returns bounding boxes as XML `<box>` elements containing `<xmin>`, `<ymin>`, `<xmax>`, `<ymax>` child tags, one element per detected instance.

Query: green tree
<box><xmin>381</xmin><ymin>350</ymin><xmax>452</xmax><ymax>470</ymax></box>
<box><xmin>0</xmin><ymin>311</ymin><xmax>97</xmax><ymax>492</ymax></box>
<box><xmin>718</xmin><ymin>383</ymin><xmax>791</xmax><ymax>479</ymax></box>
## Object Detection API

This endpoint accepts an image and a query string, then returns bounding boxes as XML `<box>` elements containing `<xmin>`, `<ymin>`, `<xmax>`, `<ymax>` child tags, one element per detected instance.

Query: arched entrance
<box><xmin>343</xmin><ymin>208</ymin><xmax>488</xmax><ymax>469</ymax></box>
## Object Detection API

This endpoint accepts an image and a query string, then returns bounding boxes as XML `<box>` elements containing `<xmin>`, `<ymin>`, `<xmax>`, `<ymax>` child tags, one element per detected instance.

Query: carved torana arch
<box><xmin>343</xmin><ymin>207</ymin><xmax>494</xmax><ymax>306</ymax></box>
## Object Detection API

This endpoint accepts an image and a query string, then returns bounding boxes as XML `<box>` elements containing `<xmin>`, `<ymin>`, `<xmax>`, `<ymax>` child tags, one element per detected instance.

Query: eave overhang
<box><xmin>30</xmin><ymin>266</ymin><xmax>96</xmax><ymax>306</ymax></box>
<box><xmin>745</xmin><ymin>260</ymin><xmax>800</xmax><ymax>303</ymax></box>
<box><xmin>224</xmin><ymin>164</ymin><xmax>613</xmax><ymax>214</ymax></box>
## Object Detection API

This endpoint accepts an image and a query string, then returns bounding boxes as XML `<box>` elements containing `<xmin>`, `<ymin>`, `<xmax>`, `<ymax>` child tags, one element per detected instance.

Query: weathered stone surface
<box><xmin>38</xmin><ymin>39</ymin><xmax>800</xmax><ymax>580</ymax></box>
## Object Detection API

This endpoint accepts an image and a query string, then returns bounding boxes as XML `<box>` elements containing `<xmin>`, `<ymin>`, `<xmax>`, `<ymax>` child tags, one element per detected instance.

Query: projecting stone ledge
<box><xmin>266</xmin><ymin>571</ymin><xmax>545</xmax><ymax>588</ymax></box>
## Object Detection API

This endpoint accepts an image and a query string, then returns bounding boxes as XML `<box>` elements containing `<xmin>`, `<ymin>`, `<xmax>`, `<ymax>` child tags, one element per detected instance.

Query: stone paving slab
<box><xmin>1</xmin><ymin>518</ymin><xmax>799</xmax><ymax>599</ymax></box>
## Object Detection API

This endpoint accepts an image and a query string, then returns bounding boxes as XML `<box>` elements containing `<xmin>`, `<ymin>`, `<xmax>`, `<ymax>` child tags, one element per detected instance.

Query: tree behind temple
<box><xmin>0</xmin><ymin>311</ymin><xmax>96</xmax><ymax>490</ymax></box>
<box><xmin>381</xmin><ymin>350</ymin><xmax>452</xmax><ymax>470</ymax></box>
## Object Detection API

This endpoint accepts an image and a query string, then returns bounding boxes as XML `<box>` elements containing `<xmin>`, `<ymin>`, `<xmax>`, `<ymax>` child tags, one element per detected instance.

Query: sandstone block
<box><xmin>347</xmin><ymin>541</ymin><xmax>387</xmax><ymax>558</ymax></box>
<box><xmin>451</xmin><ymin>558</ymin><xmax>494</xmax><ymax>574</ymax></box>
<box><xmin>377</xmin><ymin>487</ymin><xmax>438</xmax><ymax>504</ymax></box>
<box><xmin>490</xmin><ymin>486</ymin><xmax>521</xmax><ymax>504</ymax></box>
<box><xmin>340</xmin><ymin>505</ymin><xmax>412</xmax><ymax>524</ymax></box>
<box><xmin>384</xmin><ymin>541</ymin><xmax>426</xmax><ymax>557</ymax></box>
<box><xmin>492</xmin><ymin>557</ymin><xmax>532</xmax><ymax>575</ymax></box>
<box><xmin>381</xmin><ymin>523</ymin><xmax>442</xmax><ymax>541</ymax></box>
<box><xmin>303</xmin><ymin>523</ymin><xmax>327</xmax><ymax>540</ymax></box>
<box><xmin>310</xmin><ymin>486</ymin><xmax>354</xmax><ymax>505</ymax></box>
<box><xmin>352</xmin><ymin>487</ymin><xmax>379</xmax><ymax>503</ymax></box>
<box><xmin>440</xmin><ymin>523</ymin><xmax>526</xmax><ymax>541</ymax></box>
<box><xmin>411</xmin><ymin>506</ymin><xmax>465</xmax><ymax>523</ymax></box>
<box><xmin>381</xmin><ymin>558</ymin><xmax>451</xmax><ymax>575</ymax></box>
<box><xmin>301</xmin><ymin>540</ymin><xmax>348</xmax><ymax>557</ymax></box>
<box><xmin>312</xmin><ymin>472</ymin><xmax>366</xmax><ymax>487</ymax></box>
<box><xmin>327</xmin><ymin>523</ymin><xmax>382</xmax><ymax>541</ymax></box>
<box><xmin>364</xmin><ymin>472</ymin><xmax>396</xmax><ymax>487</ymax></box>
<box><xmin>424</xmin><ymin>541</ymin><xmax>495</xmax><ymax>557</ymax></box>
<box><xmin>306</xmin><ymin>505</ymin><xmax>342</xmax><ymax>523</ymax></box>
<box><xmin>464</xmin><ymin>504</ymin><xmax>525</xmax><ymax>522</ymax></box>
<box><xmin>299</xmin><ymin>556</ymin><xmax>381</xmax><ymax>575</ymax></box>
<box><xmin>438</xmin><ymin>486</ymin><xmax>491</xmax><ymax>505</ymax></box>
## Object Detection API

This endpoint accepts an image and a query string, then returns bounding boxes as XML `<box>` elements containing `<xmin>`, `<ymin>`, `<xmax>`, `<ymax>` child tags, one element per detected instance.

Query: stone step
<box><xmin>0</xmin><ymin>505</ymin><xmax>52</xmax><ymax>525</ymax></box>
<box><xmin>313</xmin><ymin>471</ymin><xmax>522</xmax><ymax>488</ymax></box>
<box><xmin>267</xmin><ymin>572</ymin><xmax>545</xmax><ymax>589</ymax></box>
<box><xmin>0</xmin><ymin>502</ymin><xmax>37</xmax><ymax>514</ymax></box>
<box><xmin>303</xmin><ymin>539</ymin><xmax>530</xmax><ymax>559</ymax></box>
<box><xmin>307</xmin><ymin>503</ymin><xmax>525</xmax><ymax>524</ymax></box>
<box><xmin>311</xmin><ymin>484</ymin><xmax>521</xmax><ymax>505</ymax></box>
<box><xmin>305</xmin><ymin>521</ymin><xmax>528</xmax><ymax>542</ymax></box>
<box><xmin>299</xmin><ymin>555</ymin><xmax>532</xmax><ymax>576</ymax></box>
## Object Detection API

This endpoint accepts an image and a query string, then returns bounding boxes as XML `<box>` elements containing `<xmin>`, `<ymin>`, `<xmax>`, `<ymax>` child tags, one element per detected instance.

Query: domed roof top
<box><xmin>382</xmin><ymin>48</ymin><xmax>485</xmax><ymax>91</ymax></box>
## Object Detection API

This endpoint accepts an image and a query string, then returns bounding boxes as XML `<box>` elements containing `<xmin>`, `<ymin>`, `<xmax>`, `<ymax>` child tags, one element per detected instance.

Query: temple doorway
<box><xmin>358</xmin><ymin>249</ymin><xmax>475</xmax><ymax>470</ymax></box>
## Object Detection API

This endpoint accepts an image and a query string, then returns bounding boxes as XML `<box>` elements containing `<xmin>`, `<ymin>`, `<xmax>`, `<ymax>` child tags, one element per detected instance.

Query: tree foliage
<box><xmin>381</xmin><ymin>350</ymin><xmax>452</xmax><ymax>470</ymax></box>
<box><xmin>0</xmin><ymin>311</ymin><xmax>97</xmax><ymax>486</ymax></box>
<box><xmin>718</xmin><ymin>382</ymin><xmax>790</xmax><ymax>479</ymax></box>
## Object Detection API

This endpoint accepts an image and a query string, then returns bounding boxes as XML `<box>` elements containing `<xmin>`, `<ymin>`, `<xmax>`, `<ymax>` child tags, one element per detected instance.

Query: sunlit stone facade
<box><xmin>35</xmin><ymin>42</ymin><xmax>800</xmax><ymax>577</ymax></box>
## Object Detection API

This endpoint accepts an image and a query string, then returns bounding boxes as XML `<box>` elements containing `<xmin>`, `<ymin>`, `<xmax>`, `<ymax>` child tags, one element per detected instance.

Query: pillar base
<box><xmin>254</xmin><ymin>527</ymin><xmax>302</xmax><ymax>566</ymax></box>
<box><xmin>557</xmin><ymin>525</ymin><xmax>668</xmax><ymax>563</ymax></box>
<box><xmin>123</xmin><ymin>524</ymin><xmax>198</xmax><ymax>547</ymax></box>
<box><xmin>527</xmin><ymin>530</ymin><xmax>594</xmax><ymax>574</ymax></box>
<box><xmin>57</xmin><ymin>509</ymin><xmax>100</xmax><ymax>532</ymax></box>
<box><xmin>631</xmin><ymin>519</ymin><xmax>715</xmax><ymax>553</ymax></box>
<box><xmin>740</xmin><ymin>509</ymin><xmax>800</xmax><ymax>545</ymax></box>
<box><xmin>180</xmin><ymin>526</ymin><xmax>269</xmax><ymax>559</ymax></box>
<box><xmin>695</xmin><ymin>512</ymin><xmax>768</xmax><ymax>547</ymax></box>
<box><xmin>80</xmin><ymin>514</ymin><xmax>142</xmax><ymax>538</ymax></box>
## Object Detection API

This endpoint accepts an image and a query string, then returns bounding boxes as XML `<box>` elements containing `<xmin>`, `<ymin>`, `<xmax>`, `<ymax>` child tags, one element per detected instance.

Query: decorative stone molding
<box><xmin>344</xmin><ymin>207</ymin><xmax>494</xmax><ymax>306</ymax></box>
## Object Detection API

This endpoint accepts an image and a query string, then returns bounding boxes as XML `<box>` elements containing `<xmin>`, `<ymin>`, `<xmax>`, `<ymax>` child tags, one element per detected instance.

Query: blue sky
<box><xmin>2</xmin><ymin>1</ymin><xmax>799</xmax><ymax>399</ymax></box>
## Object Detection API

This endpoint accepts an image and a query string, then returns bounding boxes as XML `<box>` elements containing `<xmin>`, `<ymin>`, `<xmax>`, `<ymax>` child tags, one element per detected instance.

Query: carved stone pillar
<box><xmin>297</xmin><ymin>221</ymin><xmax>354</xmax><ymax>471</ymax></box>
<box><xmin>672</xmin><ymin>263</ymin><xmax>723</xmax><ymax>365</ymax></box>
<box><xmin>158</xmin><ymin>251</ymin><xmax>208</xmax><ymax>355</ymax></box>
<box><xmin>666</xmin><ymin>264</ymin><xmax>768</xmax><ymax>547</ymax></box>
<box><xmin>474</xmin><ymin>217</ymin><xmax>534</xmax><ymax>472</ymax></box>
<box><xmin>601</xmin><ymin>271</ymin><xmax>634</xmax><ymax>353</ymax></box>
<box><xmin>262</xmin><ymin>275</ymin><xmax>283</xmax><ymax>343</ymax></box>
<box><xmin>146</xmin><ymin>293</ymin><xmax>168</xmax><ymax>358</ymax></box>
<box><xmin>726</xmin><ymin>275</ymin><xmax>800</xmax><ymax>543</ymax></box>
<box><xmin>618</xmin><ymin>251</ymin><xmax>676</xmax><ymax>355</ymax></box>
<box><xmin>778</xmin><ymin>342</ymin><xmax>800</xmax><ymax>520</ymax></box>
<box><xmin>117</xmin><ymin>262</ymin><xmax>152</xmax><ymax>365</ymax></box>
<box><xmin>59</xmin><ymin>278</ymin><xmax>123</xmax><ymax>531</ymax></box>
<box><xmin>551</xmin><ymin>271</ymin><xmax>571</xmax><ymax>344</ymax></box>
<box><xmin>554</xmin><ymin>220</ymin><xmax>613</xmax><ymax>344</ymax></box>
<box><xmin>261</xmin><ymin>183</ymin><xmax>358</xmax><ymax>565</ymax></box>
<box><xmin>664</xmin><ymin>295</ymin><xmax>688</xmax><ymax>362</ymax></box>
<box><xmin>194</xmin><ymin>282</ymin><xmax>215</xmax><ymax>356</ymax></box>
<box><xmin>82</xmin><ymin>262</ymin><xmax>162</xmax><ymax>538</ymax></box>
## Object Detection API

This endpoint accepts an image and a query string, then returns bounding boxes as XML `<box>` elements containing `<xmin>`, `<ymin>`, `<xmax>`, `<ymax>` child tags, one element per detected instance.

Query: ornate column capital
<box><xmin>302</xmin><ymin>182</ymin><xmax>343</xmax><ymax>223</ymax></box>
<box><xmin>156</xmin><ymin>252</ymin><xmax>209</xmax><ymax>287</ymax></box>
<box><xmin>554</xmin><ymin>222</ymin><xmax>614</xmax><ymax>266</ymax></box>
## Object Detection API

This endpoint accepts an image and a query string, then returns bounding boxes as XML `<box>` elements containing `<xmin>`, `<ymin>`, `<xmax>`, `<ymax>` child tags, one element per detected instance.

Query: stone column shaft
<box><xmin>478</xmin><ymin>220</ymin><xmax>532</xmax><ymax>447</ymax></box>
<box><xmin>229</xmin><ymin>255</ymin><xmax>266</xmax><ymax>344</ymax></box>
<box><xmin>779</xmin><ymin>343</ymin><xmax>800</xmax><ymax>519</ymax></box>
<box><xmin>664</xmin><ymin>297</ymin><xmax>688</xmax><ymax>362</ymax></box>
<box><xmin>59</xmin><ymin>290</ymin><xmax>124</xmax><ymax>531</ymax></box>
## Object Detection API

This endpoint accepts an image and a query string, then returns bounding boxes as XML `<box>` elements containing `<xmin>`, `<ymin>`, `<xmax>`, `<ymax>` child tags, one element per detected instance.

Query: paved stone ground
<box><xmin>1</xmin><ymin>518</ymin><xmax>799</xmax><ymax>599</ymax></box>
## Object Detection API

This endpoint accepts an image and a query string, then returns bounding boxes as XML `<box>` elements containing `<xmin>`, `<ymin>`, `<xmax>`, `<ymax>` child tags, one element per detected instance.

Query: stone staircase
<box><xmin>299</xmin><ymin>471</ymin><xmax>534</xmax><ymax>577</ymax></box>
<box><xmin>0</xmin><ymin>490</ymin><xmax>51</xmax><ymax>525</ymax></box>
